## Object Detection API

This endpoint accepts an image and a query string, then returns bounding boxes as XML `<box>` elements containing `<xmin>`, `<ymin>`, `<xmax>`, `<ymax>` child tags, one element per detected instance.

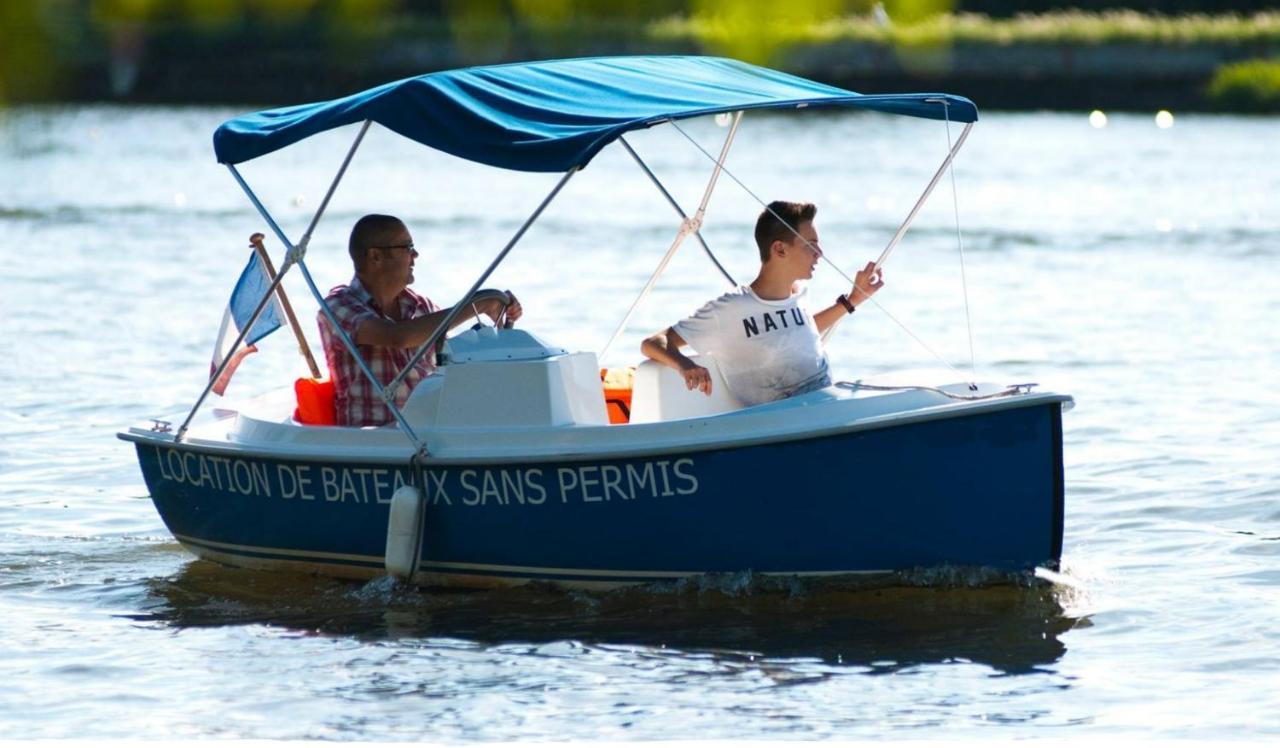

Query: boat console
<box><xmin>402</xmin><ymin>328</ymin><xmax>610</xmax><ymax>428</ymax></box>
<box><xmin>401</xmin><ymin>327</ymin><xmax>750</xmax><ymax>428</ymax></box>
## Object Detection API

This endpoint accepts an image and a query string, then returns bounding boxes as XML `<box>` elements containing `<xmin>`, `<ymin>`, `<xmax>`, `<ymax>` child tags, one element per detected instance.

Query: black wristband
<box><xmin>837</xmin><ymin>294</ymin><xmax>856</xmax><ymax>314</ymax></box>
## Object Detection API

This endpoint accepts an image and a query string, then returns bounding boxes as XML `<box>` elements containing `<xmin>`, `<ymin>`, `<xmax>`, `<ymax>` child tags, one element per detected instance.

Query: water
<box><xmin>2</xmin><ymin>104</ymin><xmax>1278</xmax><ymax>739</ymax></box>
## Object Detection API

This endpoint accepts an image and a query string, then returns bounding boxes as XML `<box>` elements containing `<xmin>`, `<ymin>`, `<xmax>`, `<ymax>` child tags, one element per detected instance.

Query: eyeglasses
<box><xmin>375</xmin><ymin>242</ymin><xmax>416</xmax><ymax>254</ymax></box>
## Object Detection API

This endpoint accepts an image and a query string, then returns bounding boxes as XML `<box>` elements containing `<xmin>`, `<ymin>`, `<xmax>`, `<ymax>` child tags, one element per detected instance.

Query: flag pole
<box><xmin>250</xmin><ymin>232</ymin><xmax>322</xmax><ymax>379</ymax></box>
<box><xmin>175</xmin><ymin>255</ymin><xmax>294</xmax><ymax>443</ymax></box>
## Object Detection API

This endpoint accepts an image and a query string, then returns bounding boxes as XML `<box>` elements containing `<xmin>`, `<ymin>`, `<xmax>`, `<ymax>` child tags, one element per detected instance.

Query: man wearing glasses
<box><xmin>319</xmin><ymin>214</ymin><xmax>521</xmax><ymax>426</ymax></box>
<box><xmin>641</xmin><ymin>201</ymin><xmax>882</xmax><ymax>407</ymax></box>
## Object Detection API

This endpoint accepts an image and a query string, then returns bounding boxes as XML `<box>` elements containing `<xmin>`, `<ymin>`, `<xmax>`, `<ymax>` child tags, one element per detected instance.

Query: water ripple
<box><xmin>2</xmin><ymin>107</ymin><xmax>1278</xmax><ymax>739</ymax></box>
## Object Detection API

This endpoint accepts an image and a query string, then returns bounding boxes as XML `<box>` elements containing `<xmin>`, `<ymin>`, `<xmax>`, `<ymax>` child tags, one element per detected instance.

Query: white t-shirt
<box><xmin>672</xmin><ymin>285</ymin><xmax>831</xmax><ymax>406</ymax></box>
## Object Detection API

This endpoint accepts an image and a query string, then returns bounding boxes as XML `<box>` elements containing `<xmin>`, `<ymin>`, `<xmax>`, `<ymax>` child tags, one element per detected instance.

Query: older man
<box><xmin>641</xmin><ymin>201</ymin><xmax>882</xmax><ymax>407</ymax></box>
<box><xmin>319</xmin><ymin>214</ymin><xmax>521</xmax><ymax>426</ymax></box>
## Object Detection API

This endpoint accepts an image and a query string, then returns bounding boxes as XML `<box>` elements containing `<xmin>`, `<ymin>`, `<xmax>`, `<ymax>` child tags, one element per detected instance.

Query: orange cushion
<box><xmin>600</xmin><ymin>367</ymin><xmax>634</xmax><ymax>425</ymax></box>
<box><xmin>294</xmin><ymin>377</ymin><xmax>336</xmax><ymax>426</ymax></box>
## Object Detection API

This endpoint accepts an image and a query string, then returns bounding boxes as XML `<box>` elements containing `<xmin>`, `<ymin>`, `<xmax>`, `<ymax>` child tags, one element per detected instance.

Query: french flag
<box><xmin>209</xmin><ymin>250</ymin><xmax>284</xmax><ymax>395</ymax></box>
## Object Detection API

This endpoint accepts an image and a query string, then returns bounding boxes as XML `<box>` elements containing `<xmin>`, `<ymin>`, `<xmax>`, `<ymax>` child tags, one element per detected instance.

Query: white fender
<box><xmin>385</xmin><ymin>484</ymin><xmax>425</xmax><ymax>579</ymax></box>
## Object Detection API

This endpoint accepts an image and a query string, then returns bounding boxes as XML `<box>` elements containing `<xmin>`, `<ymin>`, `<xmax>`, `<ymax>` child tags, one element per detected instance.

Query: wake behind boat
<box><xmin>119</xmin><ymin>56</ymin><xmax>1071</xmax><ymax>589</ymax></box>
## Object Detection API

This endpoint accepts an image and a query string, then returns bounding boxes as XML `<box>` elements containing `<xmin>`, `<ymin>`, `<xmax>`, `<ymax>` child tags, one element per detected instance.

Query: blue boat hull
<box><xmin>133</xmin><ymin>401</ymin><xmax>1065</xmax><ymax>587</ymax></box>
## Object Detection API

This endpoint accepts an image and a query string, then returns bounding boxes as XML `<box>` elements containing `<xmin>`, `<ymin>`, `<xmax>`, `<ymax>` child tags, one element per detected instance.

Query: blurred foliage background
<box><xmin>1</xmin><ymin>0</ymin><xmax>1278</xmax><ymax>109</ymax></box>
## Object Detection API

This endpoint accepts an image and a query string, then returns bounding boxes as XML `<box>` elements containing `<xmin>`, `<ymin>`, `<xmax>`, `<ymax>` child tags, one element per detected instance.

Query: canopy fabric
<box><xmin>213</xmin><ymin>56</ymin><xmax>978</xmax><ymax>172</ymax></box>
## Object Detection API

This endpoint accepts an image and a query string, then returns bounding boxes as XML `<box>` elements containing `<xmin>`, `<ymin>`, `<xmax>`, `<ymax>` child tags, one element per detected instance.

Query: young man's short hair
<box><xmin>754</xmin><ymin>201</ymin><xmax>817</xmax><ymax>262</ymax></box>
<box><xmin>349</xmin><ymin>214</ymin><xmax>405</xmax><ymax>270</ymax></box>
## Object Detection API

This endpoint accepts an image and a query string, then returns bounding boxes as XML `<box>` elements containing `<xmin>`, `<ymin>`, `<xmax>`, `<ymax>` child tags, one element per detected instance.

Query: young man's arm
<box><xmin>641</xmin><ymin>327</ymin><xmax>713</xmax><ymax>395</ymax></box>
<box><xmin>815</xmin><ymin>261</ymin><xmax>884</xmax><ymax>335</ymax></box>
<box><xmin>813</xmin><ymin>302</ymin><xmax>850</xmax><ymax>335</ymax></box>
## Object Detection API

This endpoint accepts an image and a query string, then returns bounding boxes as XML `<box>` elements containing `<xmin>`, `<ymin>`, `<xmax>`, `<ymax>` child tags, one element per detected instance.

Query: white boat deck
<box><xmin>123</xmin><ymin>363</ymin><xmax>1072</xmax><ymax>464</ymax></box>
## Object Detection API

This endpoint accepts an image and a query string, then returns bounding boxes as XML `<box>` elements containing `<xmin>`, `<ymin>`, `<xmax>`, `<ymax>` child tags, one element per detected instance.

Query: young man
<box><xmin>319</xmin><ymin>214</ymin><xmax>522</xmax><ymax>426</ymax></box>
<box><xmin>641</xmin><ymin>201</ymin><xmax>883</xmax><ymax>406</ymax></box>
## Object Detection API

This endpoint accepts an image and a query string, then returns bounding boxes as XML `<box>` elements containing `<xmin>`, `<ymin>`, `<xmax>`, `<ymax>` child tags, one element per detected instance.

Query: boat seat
<box><xmin>629</xmin><ymin>355</ymin><xmax>744</xmax><ymax>423</ymax></box>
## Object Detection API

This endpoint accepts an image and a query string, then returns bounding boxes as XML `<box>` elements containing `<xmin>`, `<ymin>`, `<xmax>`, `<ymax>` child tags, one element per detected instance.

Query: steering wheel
<box><xmin>468</xmin><ymin>288</ymin><xmax>514</xmax><ymax>329</ymax></box>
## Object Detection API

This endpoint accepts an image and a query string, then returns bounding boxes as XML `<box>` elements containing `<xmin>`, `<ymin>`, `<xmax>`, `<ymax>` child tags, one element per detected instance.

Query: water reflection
<box><xmin>134</xmin><ymin>561</ymin><xmax>1083</xmax><ymax>676</ymax></box>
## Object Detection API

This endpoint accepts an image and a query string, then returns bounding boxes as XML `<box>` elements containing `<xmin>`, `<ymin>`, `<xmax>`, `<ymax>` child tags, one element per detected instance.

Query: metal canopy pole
<box><xmin>618</xmin><ymin>136</ymin><xmax>735</xmax><ymax>286</ymax></box>
<box><xmin>227</xmin><ymin>164</ymin><xmax>294</xmax><ymax>253</ymax></box>
<box><xmin>873</xmin><ymin>120</ymin><xmax>973</xmax><ymax>271</ymax></box>
<box><xmin>225</xmin><ymin>120</ymin><xmax>371</xmax><ymax>260</ymax></box>
<box><xmin>176</xmin><ymin>122</ymin><xmax>380</xmax><ymax>442</ymax></box>
<box><xmin>293</xmin><ymin>120</ymin><xmax>372</xmax><ymax>261</ymax></box>
<box><xmin>821</xmin><ymin>120</ymin><xmax>972</xmax><ymax>348</ymax></box>
<box><xmin>265</xmin><ymin>121</ymin><xmax>423</xmax><ymax>444</ymax></box>
<box><xmin>598</xmin><ymin>113</ymin><xmax>742</xmax><ymax>361</ymax></box>
<box><xmin>385</xmin><ymin>167</ymin><xmax>579</xmax><ymax>398</ymax></box>
<box><xmin>296</xmin><ymin>256</ymin><xmax>422</xmax><ymax>445</ymax></box>
<box><xmin>692</xmin><ymin>111</ymin><xmax>743</xmax><ymax>224</ymax></box>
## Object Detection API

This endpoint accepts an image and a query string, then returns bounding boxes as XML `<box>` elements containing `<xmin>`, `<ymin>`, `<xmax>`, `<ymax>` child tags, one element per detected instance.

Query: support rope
<box><xmin>942</xmin><ymin>104</ymin><xmax>979</xmax><ymax>387</ymax></box>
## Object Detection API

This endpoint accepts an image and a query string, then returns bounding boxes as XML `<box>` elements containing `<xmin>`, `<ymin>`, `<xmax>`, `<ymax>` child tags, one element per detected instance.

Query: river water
<box><xmin>1</xmin><ymin>104</ymin><xmax>1277</xmax><ymax>740</ymax></box>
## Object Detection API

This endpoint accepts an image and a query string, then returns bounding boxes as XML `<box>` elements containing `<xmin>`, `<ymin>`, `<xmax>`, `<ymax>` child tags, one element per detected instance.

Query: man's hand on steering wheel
<box><xmin>502</xmin><ymin>291</ymin><xmax>522</xmax><ymax>325</ymax></box>
<box><xmin>472</xmin><ymin>289</ymin><xmax>521</xmax><ymax>327</ymax></box>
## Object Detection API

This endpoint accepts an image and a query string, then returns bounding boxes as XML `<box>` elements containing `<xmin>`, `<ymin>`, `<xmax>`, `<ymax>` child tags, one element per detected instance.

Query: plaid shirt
<box><xmin>318</xmin><ymin>277</ymin><xmax>440</xmax><ymax>427</ymax></box>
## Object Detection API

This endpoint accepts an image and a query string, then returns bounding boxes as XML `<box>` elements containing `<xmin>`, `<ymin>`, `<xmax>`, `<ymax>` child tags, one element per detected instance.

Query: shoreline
<box><xmin>3</xmin><ymin>10</ymin><xmax>1279</xmax><ymax>111</ymax></box>
<box><xmin>78</xmin><ymin>43</ymin><xmax>1276</xmax><ymax>113</ymax></box>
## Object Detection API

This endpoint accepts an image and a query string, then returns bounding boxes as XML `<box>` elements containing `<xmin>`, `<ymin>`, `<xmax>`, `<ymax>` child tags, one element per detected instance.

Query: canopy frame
<box><xmin>176</xmin><ymin>121</ymin><xmax>377</xmax><ymax>442</ymax></box>
<box><xmin>180</xmin><ymin>120</ymin><xmax>578</xmax><ymax>454</ymax></box>
<box><xmin>183</xmin><ymin>61</ymin><xmax>983</xmax><ymax>449</ymax></box>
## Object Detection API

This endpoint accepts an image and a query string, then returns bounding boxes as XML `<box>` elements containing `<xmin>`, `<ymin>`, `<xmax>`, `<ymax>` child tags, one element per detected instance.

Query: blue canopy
<box><xmin>213</xmin><ymin>56</ymin><xmax>977</xmax><ymax>172</ymax></box>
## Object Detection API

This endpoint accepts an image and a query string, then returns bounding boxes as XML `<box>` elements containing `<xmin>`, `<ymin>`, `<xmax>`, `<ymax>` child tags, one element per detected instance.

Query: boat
<box><xmin>118</xmin><ymin>56</ymin><xmax>1072</xmax><ymax>590</ymax></box>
